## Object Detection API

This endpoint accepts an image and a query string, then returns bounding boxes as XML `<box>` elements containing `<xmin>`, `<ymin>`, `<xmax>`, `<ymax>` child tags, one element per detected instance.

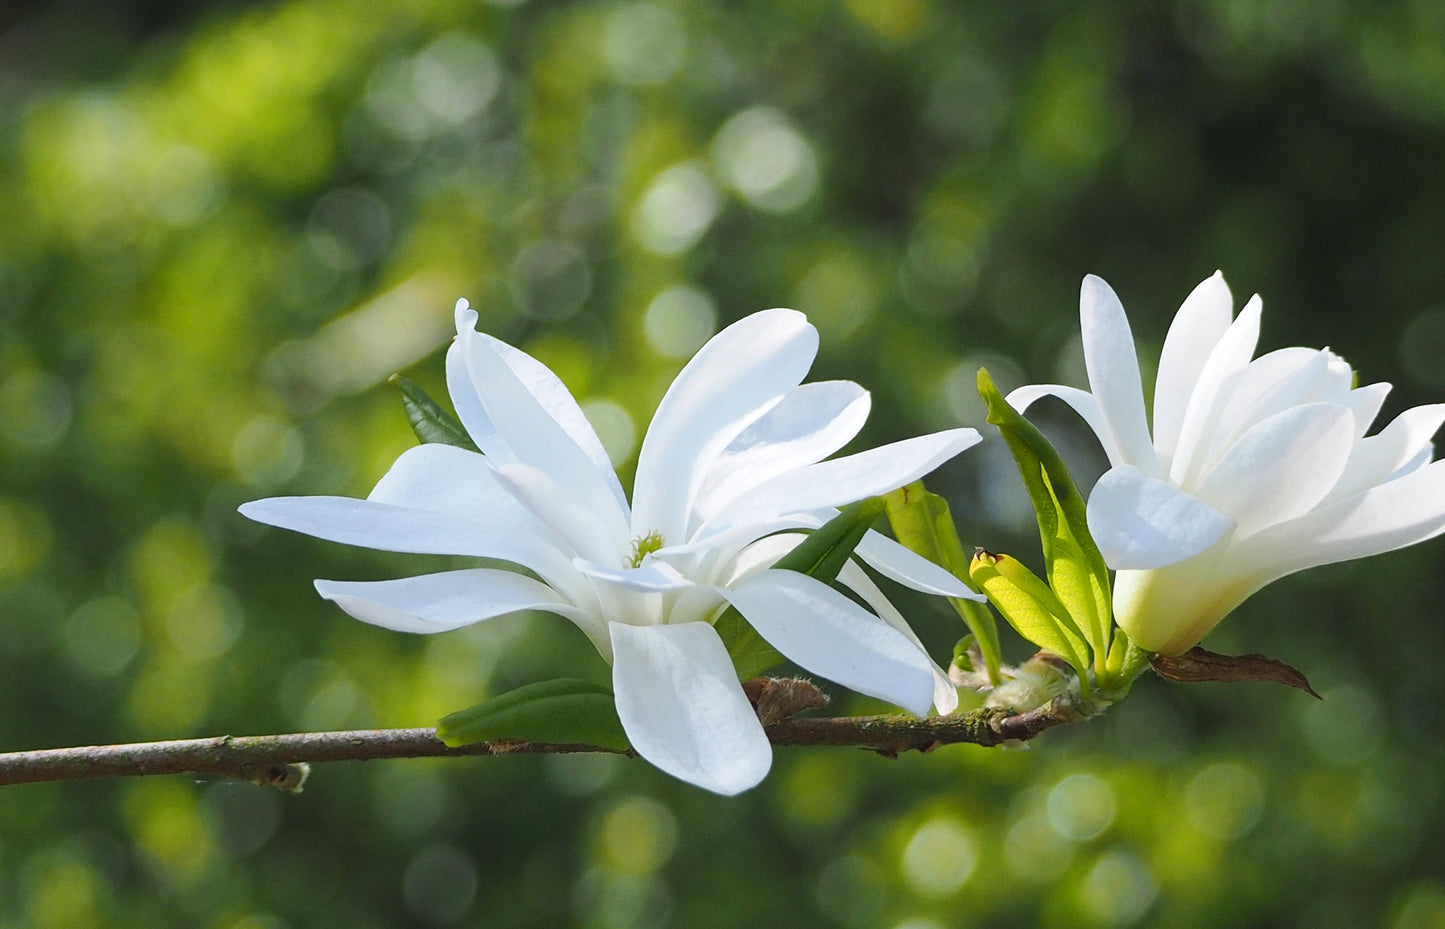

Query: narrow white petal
<box><xmin>1323</xmin><ymin>403</ymin><xmax>1445</xmax><ymax>505</ymax></box>
<box><xmin>610</xmin><ymin>622</ymin><xmax>772</xmax><ymax>796</ymax></box>
<box><xmin>445</xmin><ymin>302</ymin><xmax>511</xmax><ymax>462</ymax></box>
<box><xmin>1169</xmin><ymin>294</ymin><xmax>1263</xmax><ymax>485</ymax></box>
<box><xmin>693</xmin><ymin>381</ymin><xmax>871</xmax><ymax>523</ymax></box>
<box><xmin>472</xmin><ymin>329</ymin><xmax>630</xmax><ymax>513</ymax></box>
<box><xmin>1238</xmin><ymin>457</ymin><xmax>1445</xmax><ymax>583</ymax></box>
<box><xmin>1194</xmin><ymin>402</ymin><xmax>1356</xmax><ymax>534</ymax></box>
<box><xmin>720</xmin><ymin>570</ymin><xmax>936</xmax><ymax>717</ymax></box>
<box><xmin>836</xmin><ymin>560</ymin><xmax>959</xmax><ymax>714</ymax></box>
<box><xmin>1006</xmin><ymin>384</ymin><xmax>1115</xmax><ymax>462</ymax></box>
<box><xmin>631</xmin><ymin>309</ymin><xmax>818</xmax><ymax>542</ymax></box>
<box><xmin>854</xmin><ymin>530</ymin><xmax>982</xmax><ymax>600</ymax></box>
<box><xmin>1086</xmin><ymin>465</ymin><xmax>1235</xmax><ymax>570</ymax></box>
<box><xmin>1153</xmin><ymin>271</ymin><xmax>1235</xmax><ymax>463</ymax></box>
<box><xmin>367</xmin><ymin>443</ymin><xmax>524</xmax><ymax>517</ymax></box>
<box><xmin>1079</xmin><ymin>275</ymin><xmax>1159</xmax><ymax>475</ymax></box>
<box><xmin>573</xmin><ymin>557</ymin><xmax>694</xmax><ymax>592</ymax></box>
<box><xmin>315</xmin><ymin>569</ymin><xmax>585</xmax><ymax>634</ymax></box>
<box><xmin>1344</xmin><ymin>382</ymin><xmax>1391</xmax><ymax>437</ymax></box>
<box><xmin>490</xmin><ymin>463</ymin><xmax>627</xmax><ymax>566</ymax></box>
<box><xmin>1200</xmin><ymin>348</ymin><xmax>1354</xmax><ymax>470</ymax></box>
<box><xmin>729</xmin><ymin>429</ymin><xmax>980</xmax><ymax>521</ymax></box>
<box><xmin>457</xmin><ymin>318</ymin><xmax>630</xmax><ymax>540</ymax></box>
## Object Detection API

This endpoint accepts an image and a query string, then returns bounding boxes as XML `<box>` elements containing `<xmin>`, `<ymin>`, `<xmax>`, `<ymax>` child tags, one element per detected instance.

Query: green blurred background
<box><xmin>3</xmin><ymin>0</ymin><xmax>1445</xmax><ymax>926</ymax></box>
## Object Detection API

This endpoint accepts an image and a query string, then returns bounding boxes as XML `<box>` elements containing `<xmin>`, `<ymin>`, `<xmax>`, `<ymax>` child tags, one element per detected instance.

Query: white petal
<box><xmin>1006</xmin><ymin>384</ymin><xmax>1115</xmax><ymax>461</ymax></box>
<box><xmin>1239</xmin><ymin>457</ymin><xmax>1445</xmax><ymax>584</ymax></box>
<box><xmin>1323</xmin><ymin>403</ymin><xmax>1445</xmax><ymax>505</ymax></box>
<box><xmin>315</xmin><ymin>569</ymin><xmax>586</xmax><ymax>635</ymax></box>
<box><xmin>490</xmin><ymin>462</ymin><xmax>627</xmax><ymax>566</ymax></box>
<box><xmin>573</xmin><ymin>557</ymin><xmax>694</xmax><ymax>592</ymax></box>
<box><xmin>836</xmin><ymin>560</ymin><xmax>959</xmax><ymax>714</ymax></box>
<box><xmin>1086</xmin><ymin>465</ymin><xmax>1235</xmax><ymax>570</ymax></box>
<box><xmin>1194</xmin><ymin>402</ymin><xmax>1356</xmax><ymax>534</ymax></box>
<box><xmin>1153</xmin><ymin>271</ymin><xmax>1234</xmax><ymax>463</ymax></box>
<box><xmin>728</xmin><ymin>429</ymin><xmax>980</xmax><ymax>521</ymax></box>
<box><xmin>445</xmin><ymin>302</ymin><xmax>512</xmax><ymax>463</ymax></box>
<box><xmin>610</xmin><ymin>622</ymin><xmax>772</xmax><ymax>796</ymax></box>
<box><xmin>631</xmin><ymin>309</ymin><xmax>818</xmax><ymax>542</ymax></box>
<box><xmin>853</xmin><ymin>530</ymin><xmax>982</xmax><ymax>600</ymax></box>
<box><xmin>1079</xmin><ymin>275</ymin><xmax>1159</xmax><ymax>475</ymax></box>
<box><xmin>720</xmin><ymin>570</ymin><xmax>936</xmax><ymax>717</ymax></box>
<box><xmin>1199</xmin><ymin>348</ymin><xmax>1351</xmax><ymax>470</ymax></box>
<box><xmin>455</xmin><ymin>315</ymin><xmax>630</xmax><ymax>541</ymax></box>
<box><xmin>1344</xmin><ymin>381</ymin><xmax>1391</xmax><ymax>437</ymax></box>
<box><xmin>692</xmin><ymin>381</ymin><xmax>870</xmax><ymax>523</ymax></box>
<box><xmin>367</xmin><ymin>443</ymin><xmax>524</xmax><ymax>516</ymax></box>
<box><xmin>1169</xmin><ymin>294</ymin><xmax>1262</xmax><ymax>485</ymax></box>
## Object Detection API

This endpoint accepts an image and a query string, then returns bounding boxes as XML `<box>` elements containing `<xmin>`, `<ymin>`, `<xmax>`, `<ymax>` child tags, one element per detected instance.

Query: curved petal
<box><xmin>1199</xmin><ymin>348</ymin><xmax>1351</xmax><ymax>469</ymax></box>
<box><xmin>853</xmin><ymin>530</ymin><xmax>981</xmax><ymax>600</ymax></box>
<box><xmin>836</xmin><ymin>560</ymin><xmax>958</xmax><ymax>714</ymax></box>
<box><xmin>1169</xmin><ymin>294</ymin><xmax>1263</xmax><ymax>485</ymax></box>
<box><xmin>692</xmin><ymin>381</ymin><xmax>871</xmax><ymax>524</ymax></box>
<box><xmin>573</xmin><ymin>557</ymin><xmax>693</xmax><ymax>592</ymax></box>
<box><xmin>446</xmin><ymin>302</ymin><xmax>512</xmax><ymax>464</ymax></box>
<box><xmin>1194</xmin><ymin>402</ymin><xmax>1356</xmax><ymax>534</ymax></box>
<box><xmin>367</xmin><ymin>443</ymin><xmax>526</xmax><ymax>517</ymax></box>
<box><xmin>1153</xmin><ymin>271</ymin><xmax>1234</xmax><ymax>463</ymax></box>
<box><xmin>720</xmin><ymin>570</ymin><xmax>935</xmax><ymax>717</ymax></box>
<box><xmin>1006</xmin><ymin>384</ymin><xmax>1115</xmax><ymax>462</ymax></box>
<box><xmin>314</xmin><ymin>569</ymin><xmax>588</xmax><ymax>635</ymax></box>
<box><xmin>1344</xmin><ymin>381</ymin><xmax>1391</xmax><ymax>438</ymax></box>
<box><xmin>728</xmin><ymin>429</ymin><xmax>980</xmax><ymax>521</ymax></box>
<box><xmin>631</xmin><ymin>309</ymin><xmax>818</xmax><ymax>542</ymax></box>
<box><xmin>610</xmin><ymin>622</ymin><xmax>772</xmax><ymax>796</ymax></box>
<box><xmin>1086</xmin><ymin>465</ymin><xmax>1235</xmax><ymax>570</ymax></box>
<box><xmin>454</xmin><ymin>308</ymin><xmax>630</xmax><ymax>541</ymax></box>
<box><xmin>1237</xmin><ymin>457</ymin><xmax>1445</xmax><ymax>584</ymax></box>
<box><xmin>1323</xmin><ymin>403</ymin><xmax>1445</xmax><ymax>505</ymax></box>
<box><xmin>1080</xmin><ymin>275</ymin><xmax>1159</xmax><ymax>475</ymax></box>
<box><xmin>490</xmin><ymin>463</ymin><xmax>628</xmax><ymax>566</ymax></box>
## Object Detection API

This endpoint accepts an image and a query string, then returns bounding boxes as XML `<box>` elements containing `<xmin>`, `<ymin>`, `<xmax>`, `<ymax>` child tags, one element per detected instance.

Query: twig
<box><xmin>0</xmin><ymin>698</ymin><xmax>1084</xmax><ymax>791</ymax></box>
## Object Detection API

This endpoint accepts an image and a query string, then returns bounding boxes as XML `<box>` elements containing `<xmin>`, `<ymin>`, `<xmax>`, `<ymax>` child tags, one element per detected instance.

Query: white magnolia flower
<box><xmin>1010</xmin><ymin>273</ymin><xmax>1445</xmax><ymax>656</ymax></box>
<box><xmin>242</xmin><ymin>302</ymin><xmax>981</xmax><ymax>794</ymax></box>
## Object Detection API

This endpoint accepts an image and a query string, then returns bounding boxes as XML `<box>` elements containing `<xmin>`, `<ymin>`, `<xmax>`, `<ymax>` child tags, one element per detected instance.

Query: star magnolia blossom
<box><xmin>1010</xmin><ymin>273</ymin><xmax>1445</xmax><ymax>656</ymax></box>
<box><xmin>242</xmin><ymin>303</ymin><xmax>982</xmax><ymax>794</ymax></box>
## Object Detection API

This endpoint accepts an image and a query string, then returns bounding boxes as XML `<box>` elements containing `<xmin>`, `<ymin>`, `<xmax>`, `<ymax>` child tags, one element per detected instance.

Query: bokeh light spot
<box><xmin>0</xmin><ymin>367</ymin><xmax>73</xmax><ymax>453</ymax></box>
<box><xmin>596</xmin><ymin>795</ymin><xmax>678</xmax><ymax>876</ymax></box>
<box><xmin>510</xmin><ymin>240</ymin><xmax>592</xmax><ymax>321</ymax></box>
<box><xmin>1185</xmin><ymin>761</ymin><xmax>1265</xmax><ymax>840</ymax></box>
<box><xmin>643</xmin><ymin>285</ymin><xmax>717</xmax><ymax>358</ymax></box>
<box><xmin>64</xmin><ymin>596</ymin><xmax>143</xmax><ymax>676</ymax></box>
<box><xmin>1047</xmin><ymin>773</ymin><xmax>1117</xmax><ymax>841</ymax></box>
<box><xmin>712</xmin><ymin>107</ymin><xmax>819</xmax><ymax>214</ymax></box>
<box><xmin>1079</xmin><ymin>848</ymin><xmax>1157</xmax><ymax>927</ymax></box>
<box><xmin>901</xmin><ymin>816</ymin><xmax>978</xmax><ymax>898</ymax></box>
<box><xmin>604</xmin><ymin>5</ymin><xmax>686</xmax><ymax>86</ymax></box>
<box><xmin>631</xmin><ymin>162</ymin><xmax>721</xmax><ymax>255</ymax></box>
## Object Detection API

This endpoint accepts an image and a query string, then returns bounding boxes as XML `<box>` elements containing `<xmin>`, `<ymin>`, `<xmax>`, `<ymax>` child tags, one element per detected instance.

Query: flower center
<box><xmin>628</xmin><ymin>530</ymin><xmax>665</xmax><ymax>568</ymax></box>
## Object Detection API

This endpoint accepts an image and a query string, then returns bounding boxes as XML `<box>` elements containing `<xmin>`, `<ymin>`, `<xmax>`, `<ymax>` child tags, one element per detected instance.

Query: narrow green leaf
<box><xmin>390</xmin><ymin>374</ymin><xmax>480</xmax><ymax>452</ymax></box>
<box><xmin>977</xmin><ymin>368</ymin><xmax>1112</xmax><ymax>669</ymax></box>
<box><xmin>715</xmin><ymin>498</ymin><xmax>884</xmax><ymax>680</ymax></box>
<box><xmin>884</xmin><ymin>481</ymin><xmax>1002</xmax><ymax>684</ymax></box>
<box><xmin>437</xmin><ymin>679</ymin><xmax>629</xmax><ymax>751</ymax></box>
<box><xmin>969</xmin><ymin>550</ymin><xmax>1090</xmax><ymax>685</ymax></box>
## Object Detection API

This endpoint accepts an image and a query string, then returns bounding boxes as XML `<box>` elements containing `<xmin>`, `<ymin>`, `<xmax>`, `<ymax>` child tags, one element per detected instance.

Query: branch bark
<box><xmin>0</xmin><ymin>698</ymin><xmax>1084</xmax><ymax>791</ymax></box>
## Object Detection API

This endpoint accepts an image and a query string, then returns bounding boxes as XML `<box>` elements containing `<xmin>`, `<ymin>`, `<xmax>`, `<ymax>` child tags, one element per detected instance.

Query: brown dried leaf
<box><xmin>1150</xmin><ymin>647</ymin><xmax>1320</xmax><ymax>698</ymax></box>
<box><xmin>743</xmin><ymin>677</ymin><xmax>829</xmax><ymax>725</ymax></box>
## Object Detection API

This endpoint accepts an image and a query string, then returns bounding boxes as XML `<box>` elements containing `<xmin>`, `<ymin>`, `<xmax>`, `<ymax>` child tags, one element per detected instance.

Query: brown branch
<box><xmin>0</xmin><ymin>698</ymin><xmax>1086</xmax><ymax>791</ymax></box>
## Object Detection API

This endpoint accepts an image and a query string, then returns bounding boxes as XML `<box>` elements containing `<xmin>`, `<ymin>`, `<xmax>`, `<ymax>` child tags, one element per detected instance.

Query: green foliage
<box><xmin>715</xmin><ymin>497</ymin><xmax>885</xmax><ymax>679</ymax></box>
<box><xmin>389</xmin><ymin>374</ymin><xmax>479</xmax><ymax>452</ymax></box>
<box><xmin>969</xmin><ymin>549</ymin><xmax>1091</xmax><ymax>689</ymax></box>
<box><xmin>438</xmin><ymin>679</ymin><xmax>629</xmax><ymax>751</ymax></box>
<box><xmin>884</xmin><ymin>480</ymin><xmax>1002</xmax><ymax>683</ymax></box>
<box><xmin>978</xmin><ymin>368</ymin><xmax>1114</xmax><ymax>676</ymax></box>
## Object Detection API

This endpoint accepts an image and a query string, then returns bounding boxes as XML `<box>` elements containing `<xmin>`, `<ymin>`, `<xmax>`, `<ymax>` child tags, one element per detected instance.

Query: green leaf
<box><xmin>390</xmin><ymin>374</ymin><xmax>480</xmax><ymax>452</ymax></box>
<box><xmin>969</xmin><ymin>549</ymin><xmax>1091</xmax><ymax>686</ymax></box>
<box><xmin>977</xmin><ymin>368</ymin><xmax>1112</xmax><ymax>671</ymax></box>
<box><xmin>714</xmin><ymin>498</ymin><xmax>885</xmax><ymax>680</ymax></box>
<box><xmin>437</xmin><ymin>679</ymin><xmax>629</xmax><ymax>751</ymax></box>
<box><xmin>884</xmin><ymin>481</ymin><xmax>1002</xmax><ymax>684</ymax></box>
